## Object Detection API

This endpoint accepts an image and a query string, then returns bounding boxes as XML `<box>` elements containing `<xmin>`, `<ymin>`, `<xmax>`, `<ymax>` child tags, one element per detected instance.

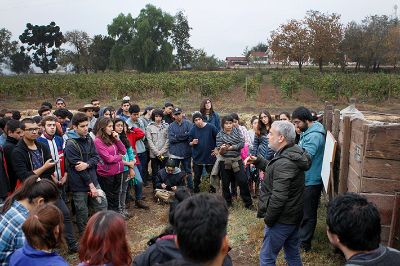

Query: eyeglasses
<box><xmin>25</xmin><ymin>128</ymin><xmax>40</xmax><ymax>133</ymax></box>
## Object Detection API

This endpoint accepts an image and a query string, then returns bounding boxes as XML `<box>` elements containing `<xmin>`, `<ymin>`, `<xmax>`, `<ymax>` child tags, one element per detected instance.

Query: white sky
<box><xmin>0</xmin><ymin>0</ymin><xmax>397</xmax><ymax>59</ymax></box>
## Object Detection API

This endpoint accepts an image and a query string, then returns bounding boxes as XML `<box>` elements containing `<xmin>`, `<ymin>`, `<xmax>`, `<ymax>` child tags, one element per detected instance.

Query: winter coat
<box><xmin>188</xmin><ymin>123</ymin><xmax>217</xmax><ymax>164</ymax></box>
<box><xmin>12</xmin><ymin>139</ymin><xmax>54</xmax><ymax>181</ymax></box>
<box><xmin>216</xmin><ymin>127</ymin><xmax>244</xmax><ymax>158</ymax></box>
<box><xmin>168</xmin><ymin>120</ymin><xmax>192</xmax><ymax>158</ymax></box>
<box><xmin>37</xmin><ymin>134</ymin><xmax>65</xmax><ymax>181</ymax></box>
<box><xmin>203</xmin><ymin>112</ymin><xmax>221</xmax><ymax>132</ymax></box>
<box><xmin>127</xmin><ymin>118</ymin><xmax>146</xmax><ymax>154</ymax></box>
<box><xmin>155</xmin><ymin>167</ymin><xmax>185</xmax><ymax>190</ymax></box>
<box><xmin>2</xmin><ymin>136</ymin><xmax>19</xmax><ymax>191</ymax></box>
<box><xmin>0</xmin><ymin>147</ymin><xmax>9</xmax><ymax>198</ymax></box>
<box><xmin>64</xmin><ymin>130</ymin><xmax>100</xmax><ymax>192</ymax></box>
<box><xmin>252</xmin><ymin>133</ymin><xmax>274</xmax><ymax>160</ymax></box>
<box><xmin>127</xmin><ymin>128</ymin><xmax>145</xmax><ymax>165</ymax></box>
<box><xmin>256</xmin><ymin>144</ymin><xmax>311</xmax><ymax>227</ymax></box>
<box><xmin>94</xmin><ymin>137</ymin><xmax>126</xmax><ymax>177</ymax></box>
<box><xmin>146</xmin><ymin>122</ymin><xmax>169</xmax><ymax>158</ymax></box>
<box><xmin>298</xmin><ymin>121</ymin><xmax>326</xmax><ymax>186</ymax></box>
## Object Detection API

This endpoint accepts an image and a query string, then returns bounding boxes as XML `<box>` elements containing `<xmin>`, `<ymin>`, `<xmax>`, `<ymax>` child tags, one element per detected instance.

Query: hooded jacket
<box><xmin>155</xmin><ymin>167</ymin><xmax>185</xmax><ymax>190</ymax></box>
<box><xmin>9</xmin><ymin>241</ymin><xmax>68</xmax><ymax>266</ymax></box>
<box><xmin>127</xmin><ymin>128</ymin><xmax>145</xmax><ymax>165</ymax></box>
<box><xmin>256</xmin><ymin>144</ymin><xmax>311</xmax><ymax>227</ymax></box>
<box><xmin>146</xmin><ymin>121</ymin><xmax>169</xmax><ymax>158</ymax></box>
<box><xmin>94</xmin><ymin>137</ymin><xmax>126</xmax><ymax>177</ymax></box>
<box><xmin>168</xmin><ymin>119</ymin><xmax>192</xmax><ymax>158</ymax></box>
<box><xmin>2</xmin><ymin>136</ymin><xmax>19</xmax><ymax>191</ymax></box>
<box><xmin>12</xmin><ymin>139</ymin><xmax>54</xmax><ymax>181</ymax></box>
<box><xmin>127</xmin><ymin>118</ymin><xmax>146</xmax><ymax>154</ymax></box>
<box><xmin>298</xmin><ymin>121</ymin><xmax>326</xmax><ymax>186</ymax></box>
<box><xmin>64</xmin><ymin>130</ymin><xmax>100</xmax><ymax>192</ymax></box>
<box><xmin>37</xmin><ymin>134</ymin><xmax>65</xmax><ymax>181</ymax></box>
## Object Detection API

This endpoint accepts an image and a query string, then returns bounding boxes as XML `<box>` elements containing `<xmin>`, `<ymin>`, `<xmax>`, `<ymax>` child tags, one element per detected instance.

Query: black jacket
<box><xmin>134</xmin><ymin>235</ymin><xmax>233</xmax><ymax>266</ymax></box>
<box><xmin>64</xmin><ymin>130</ymin><xmax>100</xmax><ymax>192</ymax></box>
<box><xmin>0</xmin><ymin>147</ymin><xmax>9</xmax><ymax>198</ymax></box>
<box><xmin>155</xmin><ymin>168</ymin><xmax>185</xmax><ymax>190</ymax></box>
<box><xmin>255</xmin><ymin>144</ymin><xmax>311</xmax><ymax>227</ymax></box>
<box><xmin>3</xmin><ymin>136</ymin><xmax>19</xmax><ymax>190</ymax></box>
<box><xmin>12</xmin><ymin>139</ymin><xmax>54</xmax><ymax>181</ymax></box>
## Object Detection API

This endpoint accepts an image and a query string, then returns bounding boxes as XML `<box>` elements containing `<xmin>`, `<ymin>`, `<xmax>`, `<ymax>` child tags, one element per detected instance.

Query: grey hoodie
<box><xmin>146</xmin><ymin>121</ymin><xmax>169</xmax><ymax>158</ymax></box>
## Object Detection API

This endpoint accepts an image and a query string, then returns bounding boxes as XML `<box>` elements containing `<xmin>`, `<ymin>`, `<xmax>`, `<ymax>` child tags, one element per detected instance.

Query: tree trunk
<box><xmin>298</xmin><ymin>61</ymin><xmax>302</xmax><ymax>72</ymax></box>
<box><xmin>319</xmin><ymin>57</ymin><xmax>323</xmax><ymax>72</ymax></box>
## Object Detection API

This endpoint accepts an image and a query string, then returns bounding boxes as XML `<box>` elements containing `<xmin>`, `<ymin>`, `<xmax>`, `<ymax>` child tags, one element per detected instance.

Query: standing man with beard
<box><xmin>292</xmin><ymin>106</ymin><xmax>326</xmax><ymax>252</ymax></box>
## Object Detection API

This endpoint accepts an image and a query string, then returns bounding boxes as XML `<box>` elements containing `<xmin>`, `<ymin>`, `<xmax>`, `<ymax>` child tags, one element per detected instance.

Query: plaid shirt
<box><xmin>0</xmin><ymin>200</ymin><xmax>29</xmax><ymax>265</ymax></box>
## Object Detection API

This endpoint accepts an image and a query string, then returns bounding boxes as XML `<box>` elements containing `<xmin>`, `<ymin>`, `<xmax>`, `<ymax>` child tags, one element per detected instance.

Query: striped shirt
<box><xmin>0</xmin><ymin>200</ymin><xmax>29</xmax><ymax>265</ymax></box>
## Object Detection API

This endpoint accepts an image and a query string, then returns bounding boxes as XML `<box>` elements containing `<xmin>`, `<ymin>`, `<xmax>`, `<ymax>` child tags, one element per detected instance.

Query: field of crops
<box><xmin>0</xmin><ymin>71</ymin><xmax>252</xmax><ymax>101</ymax></box>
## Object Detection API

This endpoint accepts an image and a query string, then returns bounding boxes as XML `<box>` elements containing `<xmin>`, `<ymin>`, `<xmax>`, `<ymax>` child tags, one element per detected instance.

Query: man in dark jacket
<box><xmin>168</xmin><ymin>108</ymin><xmax>193</xmax><ymax>190</ymax></box>
<box><xmin>11</xmin><ymin>118</ymin><xmax>78</xmax><ymax>253</ymax></box>
<box><xmin>155</xmin><ymin>159</ymin><xmax>186</xmax><ymax>191</ymax></box>
<box><xmin>64</xmin><ymin>112</ymin><xmax>107</xmax><ymax>234</ymax></box>
<box><xmin>247</xmin><ymin>120</ymin><xmax>311</xmax><ymax>266</ymax></box>
<box><xmin>2</xmin><ymin>119</ymin><xmax>23</xmax><ymax>192</ymax></box>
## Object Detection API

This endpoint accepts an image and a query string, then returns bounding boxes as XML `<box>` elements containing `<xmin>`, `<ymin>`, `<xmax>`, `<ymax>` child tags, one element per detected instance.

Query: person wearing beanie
<box><xmin>189</xmin><ymin>112</ymin><xmax>218</xmax><ymax>193</ymax></box>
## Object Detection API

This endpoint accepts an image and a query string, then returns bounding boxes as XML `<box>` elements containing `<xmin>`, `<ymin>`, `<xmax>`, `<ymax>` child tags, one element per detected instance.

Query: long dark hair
<box><xmin>200</xmin><ymin>98</ymin><xmax>214</xmax><ymax>116</ymax></box>
<box><xmin>1</xmin><ymin>175</ymin><xmax>59</xmax><ymax>213</ymax></box>
<box><xmin>96</xmin><ymin>117</ymin><xmax>114</xmax><ymax>146</ymax></box>
<box><xmin>257</xmin><ymin>110</ymin><xmax>273</xmax><ymax>136</ymax></box>
<box><xmin>113</xmin><ymin>118</ymin><xmax>131</xmax><ymax>149</ymax></box>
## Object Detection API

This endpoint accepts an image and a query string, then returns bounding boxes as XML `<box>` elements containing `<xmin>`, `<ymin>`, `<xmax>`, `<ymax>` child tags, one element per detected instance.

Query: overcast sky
<box><xmin>0</xmin><ymin>0</ymin><xmax>398</xmax><ymax>59</ymax></box>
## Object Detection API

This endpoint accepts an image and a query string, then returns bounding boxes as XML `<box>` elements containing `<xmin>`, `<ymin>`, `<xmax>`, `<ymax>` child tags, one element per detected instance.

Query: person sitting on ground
<box><xmin>9</xmin><ymin>203</ymin><xmax>68</xmax><ymax>266</ymax></box>
<box><xmin>155</xmin><ymin>159</ymin><xmax>186</xmax><ymax>192</ymax></box>
<box><xmin>327</xmin><ymin>193</ymin><xmax>400</xmax><ymax>266</ymax></box>
<box><xmin>0</xmin><ymin>175</ymin><xmax>59</xmax><ymax>265</ymax></box>
<box><xmin>157</xmin><ymin>193</ymin><xmax>232</xmax><ymax>266</ymax></box>
<box><xmin>78</xmin><ymin>210</ymin><xmax>132</xmax><ymax>266</ymax></box>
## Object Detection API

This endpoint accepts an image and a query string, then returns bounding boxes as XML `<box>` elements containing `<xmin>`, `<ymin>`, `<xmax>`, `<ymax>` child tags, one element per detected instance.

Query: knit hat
<box><xmin>192</xmin><ymin>112</ymin><xmax>203</xmax><ymax>123</ymax></box>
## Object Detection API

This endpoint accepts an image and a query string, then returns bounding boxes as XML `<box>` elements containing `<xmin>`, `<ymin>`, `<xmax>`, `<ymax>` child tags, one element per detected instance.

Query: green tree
<box><xmin>191</xmin><ymin>48</ymin><xmax>220</xmax><ymax>70</ymax></box>
<box><xmin>306</xmin><ymin>10</ymin><xmax>343</xmax><ymax>72</ymax></box>
<box><xmin>342</xmin><ymin>21</ymin><xmax>364</xmax><ymax>71</ymax></box>
<box><xmin>172</xmin><ymin>11</ymin><xmax>192</xmax><ymax>69</ymax></box>
<box><xmin>89</xmin><ymin>35</ymin><xmax>115</xmax><ymax>72</ymax></box>
<box><xmin>19</xmin><ymin>22</ymin><xmax>64</xmax><ymax>73</ymax></box>
<box><xmin>61</xmin><ymin>30</ymin><xmax>91</xmax><ymax>73</ymax></box>
<box><xmin>107</xmin><ymin>13</ymin><xmax>135</xmax><ymax>44</ymax></box>
<box><xmin>10</xmin><ymin>47</ymin><xmax>31</xmax><ymax>74</ymax></box>
<box><xmin>0</xmin><ymin>28</ymin><xmax>18</xmax><ymax>63</ymax></box>
<box><xmin>243</xmin><ymin>42</ymin><xmax>268</xmax><ymax>59</ymax></box>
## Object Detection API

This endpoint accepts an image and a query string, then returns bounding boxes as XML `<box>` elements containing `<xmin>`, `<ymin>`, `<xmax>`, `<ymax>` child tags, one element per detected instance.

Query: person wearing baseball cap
<box><xmin>168</xmin><ymin>107</ymin><xmax>193</xmax><ymax>191</ymax></box>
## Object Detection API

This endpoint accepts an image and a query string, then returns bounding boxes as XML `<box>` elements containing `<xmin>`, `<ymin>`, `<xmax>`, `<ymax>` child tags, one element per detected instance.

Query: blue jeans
<box><xmin>133</xmin><ymin>166</ymin><xmax>143</xmax><ymax>200</ymax></box>
<box><xmin>172</xmin><ymin>158</ymin><xmax>193</xmax><ymax>189</ymax></box>
<box><xmin>260</xmin><ymin>224</ymin><xmax>302</xmax><ymax>266</ymax></box>
<box><xmin>137</xmin><ymin>152</ymin><xmax>148</xmax><ymax>184</ymax></box>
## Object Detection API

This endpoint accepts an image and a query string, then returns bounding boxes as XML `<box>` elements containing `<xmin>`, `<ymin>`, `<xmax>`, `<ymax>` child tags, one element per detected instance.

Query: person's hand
<box><xmin>127</xmin><ymin>169</ymin><xmax>135</xmax><ymax>181</ymax></box>
<box><xmin>161</xmin><ymin>183</ymin><xmax>167</xmax><ymax>189</ymax></box>
<box><xmin>192</xmin><ymin>139</ymin><xmax>199</xmax><ymax>145</ymax></box>
<box><xmin>75</xmin><ymin>161</ymin><xmax>89</xmax><ymax>172</ymax></box>
<box><xmin>89</xmin><ymin>185</ymin><xmax>98</xmax><ymax>197</ymax></box>
<box><xmin>60</xmin><ymin>174</ymin><xmax>67</xmax><ymax>185</ymax></box>
<box><xmin>211</xmin><ymin>149</ymin><xmax>218</xmax><ymax>157</ymax></box>
<box><xmin>171</xmin><ymin>186</ymin><xmax>177</xmax><ymax>191</ymax></box>
<box><xmin>245</xmin><ymin>155</ymin><xmax>257</xmax><ymax>165</ymax></box>
<box><xmin>112</xmin><ymin>131</ymin><xmax>119</xmax><ymax>140</ymax></box>
<box><xmin>44</xmin><ymin>159</ymin><xmax>56</xmax><ymax>169</ymax></box>
<box><xmin>128</xmin><ymin>161</ymin><xmax>135</xmax><ymax>168</ymax></box>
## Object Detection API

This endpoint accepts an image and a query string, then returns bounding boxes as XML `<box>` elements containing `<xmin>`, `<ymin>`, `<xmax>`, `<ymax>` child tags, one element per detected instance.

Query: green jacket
<box><xmin>255</xmin><ymin>144</ymin><xmax>311</xmax><ymax>227</ymax></box>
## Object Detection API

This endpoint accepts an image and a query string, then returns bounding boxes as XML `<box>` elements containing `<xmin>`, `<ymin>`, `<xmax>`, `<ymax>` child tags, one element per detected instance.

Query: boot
<box><xmin>135</xmin><ymin>200</ymin><xmax>149</xmax><ymax>210</ymax></box>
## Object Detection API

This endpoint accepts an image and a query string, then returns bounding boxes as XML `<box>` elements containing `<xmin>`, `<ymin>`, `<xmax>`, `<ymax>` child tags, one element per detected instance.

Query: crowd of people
<box><xmin>0</xmin><ymin>97</ymin><xmax>399</xmax><ymax>266</ymax></box>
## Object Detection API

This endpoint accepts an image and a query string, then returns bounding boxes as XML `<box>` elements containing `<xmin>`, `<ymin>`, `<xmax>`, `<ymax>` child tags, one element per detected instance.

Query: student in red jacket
<box><xmin>94</xmin><ymin>117</ymin><xmax>126</xmax><ymax>212</ymax></box>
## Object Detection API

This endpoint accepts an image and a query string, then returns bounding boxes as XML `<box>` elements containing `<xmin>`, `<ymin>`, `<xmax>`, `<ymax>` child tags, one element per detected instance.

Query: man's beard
<box><xmin>300</xmin><ymin>123</ymin><xmax>309</xmax><ymax>132</ymax></box>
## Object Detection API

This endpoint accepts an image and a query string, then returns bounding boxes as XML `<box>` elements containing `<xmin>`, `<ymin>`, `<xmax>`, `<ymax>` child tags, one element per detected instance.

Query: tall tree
<box><xmin>0</xmin><ymin>28</ymin><xmax>18</xmax><ymax>65</ymax></box>
<box><xmin>10</xmin><ymin>47</ymin><xmax>31</xmax><ymax>74</ymax></box>
<box><xmin>62</xmin><ymin>30</ymin><xmax>91</xmax><ymax>73</ymax></box>
<box><xmin>306</xmin><ymin>10</ymin><xmax>343</xmax><ymax>72</ymax></box>
<box><xmin>172</xmin><ymin>11</ymin><xmax>192</xmax><ymax>69</ymax></box>
<box><xmin>385</xmin><ymin>23</ymin><xmax>400</xmax><ymax>68</ymax></box>
<box><xmin>269</xmin><ymin>20</ymin><xmax>310</xmax><ymax>71</ymax></box>
<box><xmin>341</xmin><ymin>21</ymin><xmax>365</xmax><ymax>71</ymax></box>
<box><xmin>129</xmin><ymin>4</ymin><xmax>175</xmax><ymax>72</ymax></box>
<box><xmin>19</xmin><ymin>22</ymin><xmax>64</xmax><ymax>73</ymax></box>
<box><xmin>89</xmin><ymin>35</ymin><xmax>115</xmax><ymax>72</ymax></box>
<box><xmin>107</xmin><ymin>13</ymin><xmax>135</xmax><ymax>44</ymax></box>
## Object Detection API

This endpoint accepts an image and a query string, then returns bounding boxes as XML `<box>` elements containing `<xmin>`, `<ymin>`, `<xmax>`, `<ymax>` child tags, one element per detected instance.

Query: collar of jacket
<box><xmin>6</xmin><ymin>136</ymin><xmax>19</xmax><ymax>144</ymax></box>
